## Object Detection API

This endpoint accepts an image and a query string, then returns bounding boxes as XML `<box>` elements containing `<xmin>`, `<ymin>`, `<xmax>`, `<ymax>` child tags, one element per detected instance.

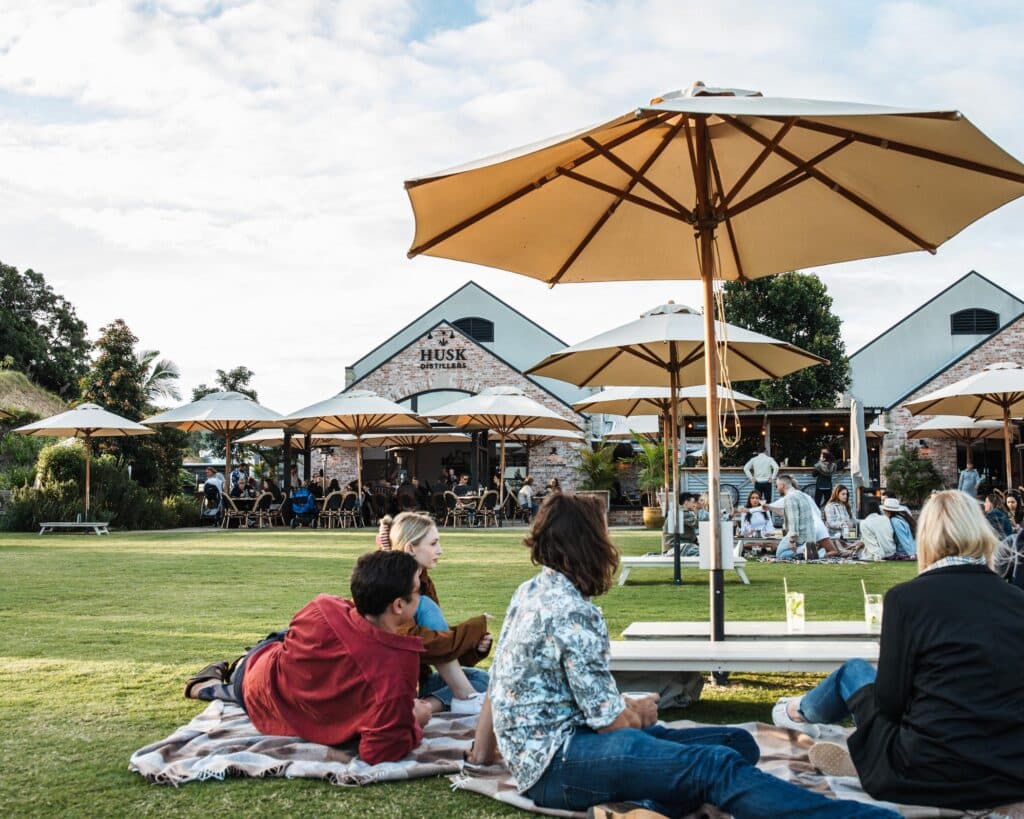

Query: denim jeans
<box><xmin>525</xmin><ymin>723</ymin><xmax>896</xmax><ymax>817</ymax></box>
<box><xmin>799</xmin><ymin>658</ymin><xmax>877</xmax><ymax>725</ymax></box>
<box><xmin>775</xmin><ymin>536</ymin><xmax>803</xmax><ymax>560</ymax></box>
<box><xmin>420</xmin><ymin>666</ymin><xmax>489</xmax><ymax>707</ymax></box>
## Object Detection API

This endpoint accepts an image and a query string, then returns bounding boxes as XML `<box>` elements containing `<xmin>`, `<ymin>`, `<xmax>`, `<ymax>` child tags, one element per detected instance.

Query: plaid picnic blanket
<box><xmin>451</xmin><ymin>721</ymin><xmax>1024</xmax><ymax>819</ymax></box>
<box><xmin>129</xmin><ymin>699</ymin><xmax>475</xmax><ymax>786</ymax></box>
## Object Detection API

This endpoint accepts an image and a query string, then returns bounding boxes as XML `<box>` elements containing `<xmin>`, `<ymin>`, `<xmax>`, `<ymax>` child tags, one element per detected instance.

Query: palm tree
<box><xmin>136</xmin><ymin>350</ymin><xmax>182</xmax><ymax>405</ymax></box>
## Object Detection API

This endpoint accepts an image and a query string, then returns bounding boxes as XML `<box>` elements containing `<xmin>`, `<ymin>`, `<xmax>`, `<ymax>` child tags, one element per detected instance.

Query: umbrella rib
<box><xmin>772</xmin><ymin>118</ymin><xmax>1024</xmax><ymax>185</ymax></box>
<box><xmin>407</xmin><ymin>115</ymin><xmax>669</xmax><ymax>258</ymax></box>
<box><xmin>580</xmin><ymin>132</ymin><xmax>692</xmax><ymax>218</ymax></box>
<box><xmin>728</xmin><ymin>345</ymin><xmax>781</xmax><ymax>380</ymax></box>
<box><xmin>722</xmin><ymin>118</ymin><xmax>796</xmax><ymax>206</ymax></box>
<box><xmin>674</xmin><ymin>345</ymin><xmax>705</xmax><ymax>372</ymax></box>
<box><xmin>579</xmin><ymin>350</ymin><xmax>627</xmax><ymax>386</ymax></box>
<box><xmin>632</xmin><ymin>343</ymin><xmax>671</xmax><ymax>369</ymax></box>
<box><xmin>722</xmin><ymin>116</ymin><xmax>937</xmax><ymax>254</ymax></box>
<box><xmin>682</xmin><ymin>116</ymin><xmax>700</xmax><ymax>190</ymax></box>
<box><xmin>706</xmin><ymin>134</ymin><xmax>746</xmax><ymax>281</ymax></box>
<box><xmin>726</xmin><ymin>136</ymin><xmax>855</xmax><ymax>218</ymax></box>
<box><xmin>548</xmin><ymin>119</ymin><xmax>685</xmax><ymax>286</ymax></box>
<box><xmin>559</xmin><ymin>170</ymin><xmax>689</xmax><ymax>222</ymax></box>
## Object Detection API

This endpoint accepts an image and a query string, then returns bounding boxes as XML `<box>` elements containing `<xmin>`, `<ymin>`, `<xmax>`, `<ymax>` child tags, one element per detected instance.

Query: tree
<box><xmin>721</xmin><ymin>272</ymin><xmax>851</xmax><ymax>408</ymax></box>
<box><xmin>0</xmin><ymin>261</ymin><xmax>90</xmax><ymax>397</ymax></box>
<box><xmin>192</xmin><ymin>366</ymin><xmax>257</xmax><ymax>401</ymax></box>
<box><xmin>80</xmin><ymin>320</ymin><xmax>147</xmax><ymax>420</ymax></box>
<box><xmin>573</xmin><ymin>442</ymin><xmax>618</xmax><ymax>490</ymax></box>
<box><xmin>137</xmin><ymin>350</ymin><xmax>182</xmax><ymax>405</ymax></box>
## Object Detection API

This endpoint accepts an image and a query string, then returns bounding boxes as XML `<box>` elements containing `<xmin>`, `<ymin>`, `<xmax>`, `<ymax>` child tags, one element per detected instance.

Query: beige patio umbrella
<box><xmin>0</xmin><ymin>408</ymin><xmax>13</xmax><ymax>420</ymax></box>
<box><xmin>14</xmin><ymin>403</ymin><xmax>153</xmax><ymax>519</ymax></box>
<box><xmin>428</xmin><ymin>386</ymin><xmax>581</xmax><ymax>508</ymax></box>
<box><xmin>604</xmin><ymin>414</ymin><xmax>662</xmax><ymax>441</ymax></box>
<box><xmin>504</xmin><ymin>426</ymin><xmax>587</xmax><ymax>445</ymax></box>
<box><xmin>279</xmin><ymin>389</ymin><xmax>429</xmax><ymax>500</ymax></box>
<box><xmin>235</xmin><ymin>429</ymin><xmax>357</xmax><ymax>448</ymax></box>
<box><xmin>406</xmin><ymin>82</ymin><xmax>1024</xmax><ymax>640</ymax></box>
<box><xmin>903</xmin><ymin>362</ymin><xmax>1024</xmax><ymax>487</ymax></box>
<box><xmin>143</xmin><ymin>391</ymin><xmax>282</xmax><ymax>486</ymax></box>
<box><xmin>906</xmin><ymin>415</ymin><xmax>1006</xmax><ymax>445</ymax></box>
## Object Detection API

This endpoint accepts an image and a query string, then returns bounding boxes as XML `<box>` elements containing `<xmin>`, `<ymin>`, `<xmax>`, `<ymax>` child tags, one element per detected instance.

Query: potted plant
<box><xmin>633</xmin><ymin>437</ymin><xmax>665</xmax><ymax>529</ymax></box>
<box><xmin>884</xmin><ymin>445</ymin><xmax>944</xmax><ymax>508</ymax></box>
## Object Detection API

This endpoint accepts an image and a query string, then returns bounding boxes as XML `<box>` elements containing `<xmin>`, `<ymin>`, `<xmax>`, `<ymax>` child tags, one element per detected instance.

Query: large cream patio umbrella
<box><xmin>528</xmin><ymin>302</ymin><xmax>821</xmax><ymax>608</ymax></box>
<box><xmin>14</xmin><ymin>403</ymin><xmax>153</xmax><ymax>519</ymax></box>
<box><xmin>428</xmin><ymin>386</ymin><xmax>581</xmax><ymax>508</ymax></box>
<box><xmin>279</xmin><ymin>389</ymin><xmax>429</xmax><ymax>500</ymax></box>
<box><xmin>143</xmin><ymin>391</ymin><xmax>282</xmax><ymax>487</ymax></box>
<box><xmin>903</xmin><ymin>362</ymin><xmax>1024</xmax><ymax>487</ymax></box>
<box><xmin>906</xmin><ymin>415</ymin><xmax>1006</xmax><ymax>445</ymax></box>
<box><xmin>235</xmin><ymin>429</ymin><xmax>356</xmax><ymax>449</ymax></box>
<box><xmin>576</xmin><ymin>384</ymin><xmax>762</xmax><ymax>503</ymax></box>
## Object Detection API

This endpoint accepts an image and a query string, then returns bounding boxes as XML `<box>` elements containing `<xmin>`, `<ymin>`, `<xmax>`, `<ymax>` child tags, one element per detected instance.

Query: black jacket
<box><xmin>848</xmin><ymin>564</ymin><xmax>1024</xmax><ymax>809</ymax></box>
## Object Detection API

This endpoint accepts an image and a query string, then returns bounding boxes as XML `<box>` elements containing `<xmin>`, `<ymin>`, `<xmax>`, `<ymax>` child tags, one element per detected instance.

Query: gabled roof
<box><xmin>850</xmin><ymin>270</ymin><xmax>1022</xmax><ymax>359</ymax></box>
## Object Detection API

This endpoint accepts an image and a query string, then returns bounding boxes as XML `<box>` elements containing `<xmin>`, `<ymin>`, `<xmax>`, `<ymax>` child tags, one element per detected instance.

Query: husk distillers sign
<box><xmin>419</xmin><ymin>329</ymin><xmax>468</xmax><ymax>370</ymax></box>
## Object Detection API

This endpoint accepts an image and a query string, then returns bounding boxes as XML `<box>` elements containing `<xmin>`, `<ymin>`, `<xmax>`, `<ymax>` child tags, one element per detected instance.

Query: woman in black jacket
<box><xmin>772</xmin><ymin>489</ymin><xmax>1024</xmax><ymax>810</ymax></box>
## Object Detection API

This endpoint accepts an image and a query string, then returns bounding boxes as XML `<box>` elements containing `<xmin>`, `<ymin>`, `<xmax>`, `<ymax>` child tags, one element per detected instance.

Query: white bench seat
<box><xmin>622</xmin><ymin>620</ymin><xmax>879</xmax><ymax>640</ymax></box>
<box><xmin>39</xmin><ymin>521</ymin><xmax>110</xmax><ymax>535</ymax></box>
<box><xmin>609</xmin><ymin>639</ymin><xmax>879</xmax><ymax>674</ymax></box>
<box><xmin>618</xmin><ymin>554</ymin><xmax>749</xmax><ymax>586</ymax></box>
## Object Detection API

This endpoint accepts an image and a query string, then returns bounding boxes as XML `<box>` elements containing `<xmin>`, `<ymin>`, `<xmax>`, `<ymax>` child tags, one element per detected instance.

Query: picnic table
<box><xmin>39</xmin><ymin>521</ymin><xmax>110</xmax><ymax>535</ymax></box>
<box><xmin>617</xmin><ymin>554</ymin><xmax>750</xmax><ymax>586</ymax></box>
<box><xmin>622</xmin><ymin>620</ymin><xmax>879</xmax><ymax>640</ymax></box>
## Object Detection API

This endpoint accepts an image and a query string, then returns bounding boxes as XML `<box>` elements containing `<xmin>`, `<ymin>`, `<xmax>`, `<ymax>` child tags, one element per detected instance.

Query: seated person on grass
<box><xmin>773</xmin><ymin>490</ymin><xmax>1024</xmax><ymax>811</ymax></box>
<box><xmin>465</xmin><ymin>493</ymin><xmax>897</xmax><ymax>819</ymax></box>
<box><xmin>184</xmin><ymin>550</ymin><xmax>431</xmax><ymax>765</ymax></box>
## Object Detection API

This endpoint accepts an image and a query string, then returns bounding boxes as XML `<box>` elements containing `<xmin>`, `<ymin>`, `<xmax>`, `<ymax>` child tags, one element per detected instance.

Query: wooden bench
<box><xmin>609</xmin><ymin>639</ymin><xmax>879</xmax><ymax>674</ymax></box>
<box><xmin>617</xmin><ymin>554</ymin><xmax>750</xmax><ymax>586</ymax></box>
<box><xmin>622</xmin><ymin>620</ymin><xmax>879</xmax><ymax>640</ymax></box>
<box><xmin>39</xmin><ymin>521</ymin><xmax>110</xmax><ymax>536</ymax></box>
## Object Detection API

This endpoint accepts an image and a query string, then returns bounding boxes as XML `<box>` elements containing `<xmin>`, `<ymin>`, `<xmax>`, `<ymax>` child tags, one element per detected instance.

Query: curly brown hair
<box><xmin>524</xmin><ymin>493</ymin><xmax>619</xmax><ymax>598</ymax></box>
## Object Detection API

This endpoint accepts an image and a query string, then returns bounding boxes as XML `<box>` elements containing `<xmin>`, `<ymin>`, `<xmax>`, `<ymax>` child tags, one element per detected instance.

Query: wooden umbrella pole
<box><xmin>662</xmin><ymin>408</ymin><xmax>671</xmax><ymax>512</ymax></box>
<box><xmin>84</xmin><ymin>433</ymin><xmax>92</xmax><ymax>520</ymax></box>
<box><xmin>1004</xmin><ymin>404</ymin><xmax>1014</xmax><ymax>489</ymax></box>
<box><xmin>224</xmin><ymin>431</ymin><xmax>232</xmax><ymax>489</ymax></box>
<box><xmin>695</xmin><ymin>116</ymin><xmax>725</xmax><ymax>642</ymax></box>
<box><xmin>670</xmin><ymin>362</ymin><xmax>682</xmax><ymax>586</ymax></box>
<box><xmin>357</xmin><ymin>439</ymin><xmax>364</xmax><ymax>507</ymax></box>
<box><xmin>499</xmin><ymin>431</ymin><xmax>507</xmax><ymax>518</ymax></box>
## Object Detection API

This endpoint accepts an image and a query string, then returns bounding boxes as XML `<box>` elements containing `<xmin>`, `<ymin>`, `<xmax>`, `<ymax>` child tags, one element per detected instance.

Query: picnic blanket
<box><xmin>131</xmin><ymin>705</ymin><xmax>1023</xmax><ymax>818</ymax></box>
<box><xmin>451</xmin><ymin>721</ymin><xmax>1024</xmax><ymax>819</ymax></box>
<box><xmin>129</xmin><ymin>699</ymin><xmax>474</xmax><ymax>786</ymax></box>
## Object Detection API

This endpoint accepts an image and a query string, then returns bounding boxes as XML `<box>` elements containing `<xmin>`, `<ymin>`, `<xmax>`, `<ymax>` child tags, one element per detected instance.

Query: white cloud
<box><xmin>0</xmin><ymin>0</ymin><xmax>1023</xmax><ymax>412</ymax></box>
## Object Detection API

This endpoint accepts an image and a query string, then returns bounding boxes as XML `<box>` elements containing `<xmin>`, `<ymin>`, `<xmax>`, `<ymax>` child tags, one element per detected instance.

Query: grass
<box><xmin>0</xmin><ymin>528</ymin><xmax>918</xmax><ymax>817</ymax></box>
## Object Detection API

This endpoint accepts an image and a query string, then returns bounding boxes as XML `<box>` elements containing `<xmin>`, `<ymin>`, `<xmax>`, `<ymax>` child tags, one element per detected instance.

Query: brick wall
<box><xmin>879</xmin><ymin>313</ymin><xmax>1024</xmax><ymax>487</ymax></box>
<box><xmin>309</xmin><ymin>322</ymin><xmax>586</xmax><ymax>490</ymax></box>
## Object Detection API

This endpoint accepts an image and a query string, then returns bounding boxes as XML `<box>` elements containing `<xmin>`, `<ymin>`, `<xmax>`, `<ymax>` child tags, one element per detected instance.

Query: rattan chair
<box><xmin>443</xmin><ymin>491</ymin><xmax>469</xmax><ymax>527</ymax></box>
<box><xmin>478</xmin><ymin>489</ymin><xmax>500</xmax><ymax>527</ymax></box>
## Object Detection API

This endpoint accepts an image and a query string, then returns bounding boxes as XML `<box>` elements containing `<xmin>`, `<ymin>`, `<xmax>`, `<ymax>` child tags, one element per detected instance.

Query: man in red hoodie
<box><xmin>185</xmin><ymin>550</ymin><xmax>431</xmax><ymax>764</ymax></box>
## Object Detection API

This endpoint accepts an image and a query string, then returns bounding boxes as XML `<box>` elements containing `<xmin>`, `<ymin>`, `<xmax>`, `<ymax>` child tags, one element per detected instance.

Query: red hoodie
<box><xmin>242</xmin><ymin>594</ymin><xmax>424</xmax><ymax>764</ymax></box>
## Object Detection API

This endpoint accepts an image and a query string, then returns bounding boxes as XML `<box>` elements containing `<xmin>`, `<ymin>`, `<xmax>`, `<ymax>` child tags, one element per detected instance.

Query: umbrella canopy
<box><xmin>574</xmin><ymin>384</ymin><xmax>761</xmax><ymax>416</ymax></box>
<box><xmin>903</xmin><ymin>362</ymin><xmax>1024</xmax><ymax>486</ymax></box>
<box><xmin>429</xmin><ymin>385</ymin><xmax>581</xmax><ymax>504</ymax></box>
<box><xmin>280</xmin><ymin>389</ymin><xmax>428</xmax><ymax>498</ymax></box>
<box><xmin>0</xmin><ymin>408</ymin><xmax>13</xmax><ymax>420</ymax></box>
<box><xmin>15</xmin><ymin>402</ymin><xmax>154</xmax><ymax>518</ymax></box>
<box><xmin>235</xmin><ymin>429</ymin><xmax>357</xmax><ymax>449</ymax></box>
<box><xmin>849</xmin><ymin>399</ymin><xmax>871</xmax><ymax>504</ymax></box>
<box><xmin>906</xmin><ymin>415</ymin><xmax>1006</xmax><ymax>443</ymax></box>
<box><xmin>504</xmin><ymin>427</ymin><xmax>587</xmax><ymax>445</ymax></box>
<box><xmin>406</xmin><ymin>82</ymin><xmax>1024</xmax><ymax>640</ymax></box>
<box><xmin>143</xmin><ymin>391</ymin><xmax>282</xmax><ymax>486</ymax></box>
<box><xmin>360</xmin><ymin>432</ymin><xmax>471</xmax><ymax>448</ymax></box>
<box><xmin>604</xmin><ymin>415</ymin><xmax>661</xmax><ymax>440</ymax></box>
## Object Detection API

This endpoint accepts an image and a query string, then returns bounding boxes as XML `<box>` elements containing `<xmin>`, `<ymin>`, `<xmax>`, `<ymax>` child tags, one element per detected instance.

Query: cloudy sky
<box><xmin>2</xmin><ymin>0</ymin><xmax>1023</xmax><ymax>412</ymax></box>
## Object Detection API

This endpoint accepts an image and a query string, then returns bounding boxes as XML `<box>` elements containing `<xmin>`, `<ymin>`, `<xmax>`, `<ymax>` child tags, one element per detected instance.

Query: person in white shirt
<box><xmin>517</xmin><ymin>476</ymin><xmax>538</xmax><ymax>518</ymax></box>
<box><xmin>737</xmin><ymin>490</ymin><xmax>775</xmax><ymax>537</ymax></box>
<box><xmin>770</xmin><ymin>476</ymin><xmax>840</xmax><ymax>559</ymax></box>
<box><xmin>203</xmin><ymin>466</ymin><xmax>225</xmax><ymax>493</ymax></box>
<box><xmin>744</xmin><ymin>449</ymin><xmax>780</xmax><ymax>502</ymax></box>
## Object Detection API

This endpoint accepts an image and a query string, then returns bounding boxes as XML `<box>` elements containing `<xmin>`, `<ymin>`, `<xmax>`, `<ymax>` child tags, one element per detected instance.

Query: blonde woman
<box><xmin>379</xmin><ymin>512</ymin><xmax>491</xmax><ymax>715</ymax></box>
<box><xmin>772</xmin><ymin>490</ymin><xmax>1024</xmax><ymax>810</ymax></box>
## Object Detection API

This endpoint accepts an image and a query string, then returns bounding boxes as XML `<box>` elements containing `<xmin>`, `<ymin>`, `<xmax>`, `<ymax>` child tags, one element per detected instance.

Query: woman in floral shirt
<box><xmin>469</xmin><ymin>493</ymin><xmax>896</xmax><ymax>818</ymax></box>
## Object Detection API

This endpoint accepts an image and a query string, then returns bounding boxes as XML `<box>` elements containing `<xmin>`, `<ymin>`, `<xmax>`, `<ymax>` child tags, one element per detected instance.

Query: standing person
<box><xmin>183</xmin><ymin>550</ymin><xmax>431</xmax><ymax>764</ymax></box>
<box><xmin>773</xmin><ymin>490</ymin><xmax>1024</xmax><ymax>811</ymax></box>
<box><xmin>957</xmin><ymin>460</ymin><xmax>980</xmax><ymax>498</ymax></box>
<box><xmin>813</xmin><ymin>449</ymin><xmax>837</xmax><ymax>508</ymax></box>
<box><xmin>743</xmin><ymin>447</ymin><xmax>780</xmax><ymax>503</ymax></box>
<box><xmin>203</xmin><ymin>466</ymin><xmax>224</xmax><ymax>493</ymax></box>
<box><xmin>465</xmin><ymin>493</ymin><xmax>897</xmax><ymax>818</ymax></box>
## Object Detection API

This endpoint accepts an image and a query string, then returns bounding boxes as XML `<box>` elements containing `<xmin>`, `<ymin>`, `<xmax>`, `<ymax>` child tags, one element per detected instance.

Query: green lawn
<box><xmin>0</xmin><ymin>528</ymin><xmax>917</xmax><ymax>817</ymax></box>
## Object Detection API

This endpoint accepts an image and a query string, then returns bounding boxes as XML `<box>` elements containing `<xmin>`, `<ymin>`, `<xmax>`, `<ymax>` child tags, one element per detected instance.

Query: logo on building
<box><xmin>420</xmin><ymin>329</ymin><xmax>468</xmax><ymax>370</ymax></box>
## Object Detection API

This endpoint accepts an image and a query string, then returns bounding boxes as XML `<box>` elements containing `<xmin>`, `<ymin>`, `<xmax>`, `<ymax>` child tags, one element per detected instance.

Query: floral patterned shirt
<box><xmin>489</xmin><ymin>568</ymin><xmax>625</xmax><ymax>792</ymax></box>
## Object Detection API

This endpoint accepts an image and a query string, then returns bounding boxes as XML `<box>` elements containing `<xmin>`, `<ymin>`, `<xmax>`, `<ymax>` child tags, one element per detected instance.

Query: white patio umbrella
<box><xmin>504</xmin><ymin>426</ymin><xmax>587</xmax><ymax>445</ymax></box>
<box><xmin>279</xmin><ymin>389</ymin><xmax>429</xmax><ymax>500</ymax></box>
<box><xmin>406</xmin><ymin>82</ymin><xmax>1024</xmax><ymax>640</ymax></box>
<box><xmin>428</xmin><ymin>386</ymin><xmax>581</xmax><ymax>507</ymax></box>
<box><xmin>849</xmin><ymin>399</ymin><xmax>872</xmax><ymax>514</ymax></box>
<box><xmin>866</xmin><ymin>418</ymin><xmax>890</xmax><ymax>439</ymax></box>
<box><xmin>14</xmin><ymin>403</ymin><xmax>153</xmax><ymax>519</ymax></box>
<box><xmin>903</xmin><ymin>362</ymin><xmax>1024</xmax><ymax>487</ymax></box>
<box><xmin>527</xmin><ymin>302</ymin><xmax>822</xmax><ymax>601</ymax></box>
<box><xmin>906</xmin><ymin>415</ymin><xmax>1006</xmax><ymax>445</ymax></box>
<box><xmin>143</xmin><ymin>391</ymin><xmax>282</xmax><ymax>486</ymax></box>
<box><xmin>235</xmin><ymin>429</ymin><xmax>357</xmax><ymax>449</ymax></box>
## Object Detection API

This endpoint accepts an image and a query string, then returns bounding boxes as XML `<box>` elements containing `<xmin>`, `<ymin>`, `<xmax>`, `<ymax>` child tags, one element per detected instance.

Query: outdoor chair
<box><xmin>250</xmin><ymin>492</ymin><xmax>273</xmax><ymax>528</ymax></box>
<box><xmin>430</xmin><ymin>492</ymin><xmax>447</xmax><ymax>524</ymax></box>
<box><xmin>443</xmin><ymin>490</ymin><xmax>469</xmax><ymax>527</ymax></box>
<box><xmin>478</xmin><ymin>489</ymin><xmax>500</xmax><ymax>527</ymax></box>
<box><xmin>320</xmin><ymin>491</ymin><xmax>344</xmax><ymax>528</ymax></box>
<box><xmin>221</xmin><ymin>495</ymin><xmax>247</xmax><ymax>529</ymax></box>
<box><xmin>338</xmin><ymin>492</ymin><xmax>360</xmax><ymax>528</ymax></box>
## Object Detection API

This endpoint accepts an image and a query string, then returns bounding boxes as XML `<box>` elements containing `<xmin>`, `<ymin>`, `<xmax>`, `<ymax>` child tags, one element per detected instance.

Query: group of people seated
<box><xmin>182</xmin><ymin>488</ymin><xmax>1024</xmax><ymax>816</ymax></box>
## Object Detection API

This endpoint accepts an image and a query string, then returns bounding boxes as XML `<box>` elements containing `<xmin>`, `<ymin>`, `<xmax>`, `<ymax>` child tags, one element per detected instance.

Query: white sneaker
<box><xmin>450</xmin><ymin>691</ymin><xmax>485</xmax><ymax>715</ymax></box>
<box><xmin>771</xmin><ymin>697</ymin><xmax>841</xmax><ymax>739</ymax></box>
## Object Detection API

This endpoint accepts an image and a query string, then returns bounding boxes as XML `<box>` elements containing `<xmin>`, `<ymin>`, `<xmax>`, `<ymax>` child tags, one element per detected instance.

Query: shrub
<box><xmin>1</xmin><ymin>481</ymin><xmax>82</xmax><ymax>531</ymax></box>
<box><xmin>36</xmin><ymin>440</ymin><xmax>86</xmax><ymax>484</ymax></box>
<box><xmin>574</xmin><ymin>442</ymin><xmax>618</xmax><ymax>491</ymax></box>
<box><xmin>884</xmin><ymin>445</ymin><xmax>944</xmax><ymax>507</ymax></box>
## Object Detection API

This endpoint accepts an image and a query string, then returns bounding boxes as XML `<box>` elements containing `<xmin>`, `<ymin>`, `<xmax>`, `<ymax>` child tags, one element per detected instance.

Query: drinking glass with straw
<box><xmin>863</xmin><ymin>579</ymin><xmax>884</xmax><ymax>631</ymax></box>
<box><xmin>784</xmin><ymin>577</ymin><xmax>805</xmax><ymax>633</ymax></box>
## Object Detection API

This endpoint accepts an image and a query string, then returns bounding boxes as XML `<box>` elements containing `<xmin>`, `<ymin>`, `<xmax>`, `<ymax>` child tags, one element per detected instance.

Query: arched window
<box><xmin>950</xmin><ymin>308</ymin><xmax>999</xmax><ymax>335</ymax></box>
<box><xmin>452</xmin><ymin>316</ymin><xmax>494</xmax><ymax>342</ymax></box>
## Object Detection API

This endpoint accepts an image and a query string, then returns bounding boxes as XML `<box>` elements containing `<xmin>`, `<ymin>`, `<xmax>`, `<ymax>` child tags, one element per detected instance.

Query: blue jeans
<box><xmin>775</xmin><ymin>537</ymin><xmax>803</xmax><ymax>560</ymax></box>
<box><xmin>420</xmin><ymin>666</ymin><xmax>489</xmax><ymax>707</ymax></box>
<box><xmin>799</xmin><ymin>658</ymin><xmax>877</xmax><ymax>725</ymax></box>
<box><xmin>525</xmin><ymin>723</ymin><xmax>896</xmax><ymax>817</ymax></box>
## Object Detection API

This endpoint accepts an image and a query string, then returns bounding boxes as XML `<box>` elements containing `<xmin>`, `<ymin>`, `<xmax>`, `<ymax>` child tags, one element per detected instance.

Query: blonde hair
<box><xmin>916</xmin><ymin>490</ymin><xmax>1000</xmax><ymax>571</ymax></box>
<box><xmin>380</xmin><ymin>511</ymin><xmax>435</xmax><ymax>554</ymax></box>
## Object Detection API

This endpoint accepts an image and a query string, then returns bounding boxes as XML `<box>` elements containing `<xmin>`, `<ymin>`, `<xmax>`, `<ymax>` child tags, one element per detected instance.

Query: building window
<box><xmin>453</xmin><ymin>317</ymin><xmax>494</xmax><ymax>342</ymax></box>
<box><xmin>950</xmin><ymin>308</ymin><xmax>999</xmax><ymax>335</ymax></box>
